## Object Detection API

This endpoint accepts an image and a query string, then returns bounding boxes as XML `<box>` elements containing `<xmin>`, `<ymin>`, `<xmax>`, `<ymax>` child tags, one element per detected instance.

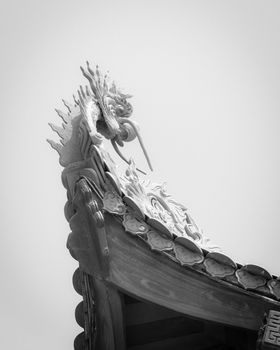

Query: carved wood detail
<box><xmin>69</xmin><ymin>178</ymin><xmax>126</xmax><ymax>350</ymax></box>
<box><xmin>72</xmin><ymin>268</ymin><xmax>96</xmax><ymax>350</ymax></box>
<box><xmin>49</xmin><ymin>63</ymin><xmax>280</xmax><ymax>349</ymax></box>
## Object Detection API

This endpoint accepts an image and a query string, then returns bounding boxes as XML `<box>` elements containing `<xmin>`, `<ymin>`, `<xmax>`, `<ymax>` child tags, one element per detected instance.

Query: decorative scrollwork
<box><xmin>77</xmin><ymin>178</ymin><xmax>104</xmax><ymax>228</ymax></box>
<box><xmin>263</xmin><ymin>310</ymin><xmax>280</xmax><ymax>347</ymax></box>
<box><xmin>73</xmin><ymin>268</ymin><xmax>96</xmax><ymax>350</ymax></box>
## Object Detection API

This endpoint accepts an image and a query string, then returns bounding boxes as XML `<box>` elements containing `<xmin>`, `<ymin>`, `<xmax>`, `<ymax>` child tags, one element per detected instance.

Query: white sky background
<box><xmin>1</xmin><ymin>0</ymin><xmax>280</xmax><ymax>349</ymax></box>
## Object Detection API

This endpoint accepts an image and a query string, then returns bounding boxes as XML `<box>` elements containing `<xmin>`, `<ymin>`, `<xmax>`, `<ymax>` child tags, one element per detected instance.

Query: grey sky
<box><xmin>1</xmin><ymin>0</ymin><xmax>280</xmax><ymax>349</ymax></box>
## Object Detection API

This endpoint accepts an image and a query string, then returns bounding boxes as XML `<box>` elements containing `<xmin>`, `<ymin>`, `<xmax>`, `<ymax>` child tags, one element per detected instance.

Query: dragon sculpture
<box><xmin>48</xmin><ymin>62</ymin><xmax>217</xmax><ymax>251</ymax></box>
<box><xmin>48</xmin><ymin>63</ymin><xmax>280</xmax><ymax>350</ymax></box>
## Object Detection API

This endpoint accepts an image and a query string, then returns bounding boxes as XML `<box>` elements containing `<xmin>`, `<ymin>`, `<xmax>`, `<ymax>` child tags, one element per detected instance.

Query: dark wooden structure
<box><xmin>66</xmin><ymin>175</ymin><xmax>280</xmax><ymax>350</ymax></box>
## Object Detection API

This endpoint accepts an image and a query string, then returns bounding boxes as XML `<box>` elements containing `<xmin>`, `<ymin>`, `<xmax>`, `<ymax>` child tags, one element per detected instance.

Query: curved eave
<box><xmin>104</xmin><ymin>213</ymin><xmax>280</xmax><ymax>331</ymax></box>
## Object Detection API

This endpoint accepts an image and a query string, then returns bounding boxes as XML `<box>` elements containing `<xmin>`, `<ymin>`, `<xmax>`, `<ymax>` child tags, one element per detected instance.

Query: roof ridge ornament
<box><xmin>48</xmin><ymin>62</ymin><xmax>152</xmax><ymax>173</ymax></box>
<box><xmin>48</xmin><ymin>62</ymin><xmax>219</xmax><ymax>250</ymax></box>
<box><xmin>48</xmin><ymin>63</ymin><xmax>280</xmax><ymax>349</ymax></box>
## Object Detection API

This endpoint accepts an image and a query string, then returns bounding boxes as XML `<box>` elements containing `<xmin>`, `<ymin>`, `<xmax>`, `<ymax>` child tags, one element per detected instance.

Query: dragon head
<box><xmin>48</xmin><ymin>62</ymin><xmax>152</xmax><ymax>172</ymax></box>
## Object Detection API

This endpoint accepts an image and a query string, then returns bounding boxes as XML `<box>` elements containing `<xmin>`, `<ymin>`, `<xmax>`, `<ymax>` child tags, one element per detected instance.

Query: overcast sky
<box><xmin>1</xmin><ymin>0</ymin><xmax>280</xmax><ymax>349</ymax></box>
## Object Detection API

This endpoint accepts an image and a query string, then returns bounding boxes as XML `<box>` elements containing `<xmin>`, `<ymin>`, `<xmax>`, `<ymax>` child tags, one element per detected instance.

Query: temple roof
<box><xmin>49</xmin><ymin>62</ymin><xmax>280</xmax><ymax>301</ymax></box>
<box><xmin>49</xmin><ymin>63</ymin><xmax>280</xmax><ymax>349</ymax></box>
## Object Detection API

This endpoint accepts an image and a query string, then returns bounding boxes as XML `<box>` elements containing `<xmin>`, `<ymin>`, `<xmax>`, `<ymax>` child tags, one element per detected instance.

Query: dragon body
<box><xmin>48</xmin><ymin>62</ymin><xmax>219</xmax><ymax>252</ymax></box>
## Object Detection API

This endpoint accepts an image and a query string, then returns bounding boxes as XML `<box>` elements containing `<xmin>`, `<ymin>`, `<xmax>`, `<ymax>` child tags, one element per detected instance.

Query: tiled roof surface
<box><xmin>102</xmin><ymin>185</ymin><xmax>280</xmax><ymax>301</ymax></box>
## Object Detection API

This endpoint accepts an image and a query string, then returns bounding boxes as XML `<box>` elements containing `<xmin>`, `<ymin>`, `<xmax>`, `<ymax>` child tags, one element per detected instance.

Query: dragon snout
<box><xmin>96</xmin><ymin>113</ymin><xmax>121</xmax><ymax>140</ymax></box>
<box><xmin>106</xmin><ymin>114</ymin><xmax>121</xmax><ymax>136</ymax></box>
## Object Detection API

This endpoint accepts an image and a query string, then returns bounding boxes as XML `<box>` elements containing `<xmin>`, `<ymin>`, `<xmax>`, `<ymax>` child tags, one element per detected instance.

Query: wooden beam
<box><xmin>92</xmin><ymin>278</ymin><xmax>126</xmax><ymax>350</ymax></box>
<box><xmin>125</xmin><ymin>301</ymin><xmax>185</xmax><ymax>326</ymax></box>
<box><xmin>104</xmin><ymin>214</ymin><xmax>280</xmax><ymax>331</ymax></box>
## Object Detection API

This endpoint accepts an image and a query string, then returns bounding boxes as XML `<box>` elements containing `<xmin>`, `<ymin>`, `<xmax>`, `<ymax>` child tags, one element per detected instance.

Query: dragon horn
<box><xmin>80</xmin><ymin>65</ymin><xmax>98</xmax><ymax>96</ymax></box>
<box><xmin>119</xmin><ymin>119</ymin><xmax>153</xmax><ymax>172</ymax></box>
<box><xmin>79</xmin><ymin>85</ymin><xmax>86</xmax><ymax>98</ymax></box>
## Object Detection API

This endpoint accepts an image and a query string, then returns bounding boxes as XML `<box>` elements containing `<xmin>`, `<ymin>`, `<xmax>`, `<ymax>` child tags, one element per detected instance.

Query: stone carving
<box><xmin>48</xmin><ymin>62</ymin><xmax>218</xmax><ymax>251</ymax></box>
<box><xmin>119</xmin><ymin>161</ymin><xmax>220</xmax><ymax>251</ymax></box>
<box><xmin>47</xmin><ymin>62</ymin><xmax>152</xmax><ymax>173</ymax></box>
<box><xmin>48</xmin><ymin>63</ymin><xmax>280</xmax><ymax>350</ymax></box>
<box><xmin>49</xmin><ymin>64</ymin><xmax>280</xmax><ymax>348</ymax></box>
